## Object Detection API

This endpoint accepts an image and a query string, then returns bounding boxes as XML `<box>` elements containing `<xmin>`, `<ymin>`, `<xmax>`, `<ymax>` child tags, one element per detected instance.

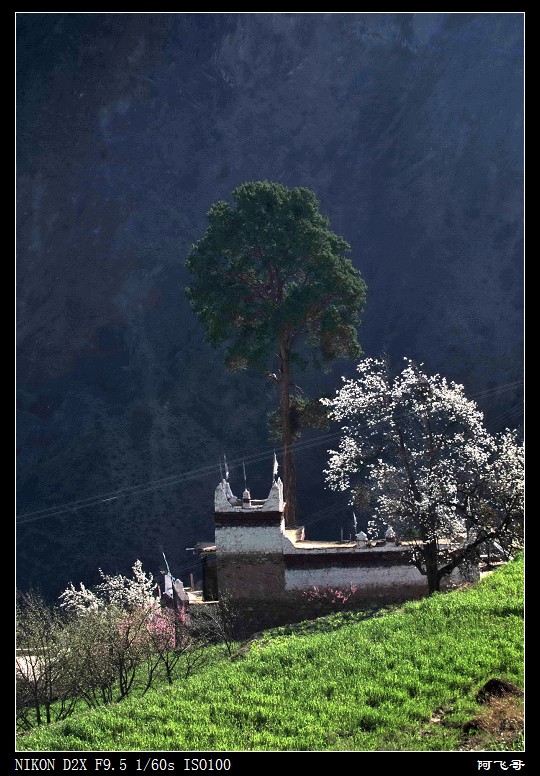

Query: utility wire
<box><xmin>136</xmin><ymin>378</ymin><xmax>524</xmax><ymax>485</ymax></box>
<box><xmin>16</xmin><ymin>414</ymin><xmax>387</xmax><ymax>524</ymax></box>
<box><xmin>16</xmin><ymin>408</ymin><xmax>423</xmax><ymax>524</ymax></box>
<box><xmin>16</xmin><ymin>379</ymin><xmax>523</xmax><ymax>526</ymax></box>
<box><xmin>485</xmin><ymin>403</ymin><xmax>523</xmax><ymax>433</ymax></box>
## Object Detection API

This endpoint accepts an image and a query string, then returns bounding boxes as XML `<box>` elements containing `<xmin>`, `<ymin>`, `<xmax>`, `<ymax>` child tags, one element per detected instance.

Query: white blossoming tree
<box><xmin>59</xmin><ymin>559</ymin><xmax>158</xmax><ymax>614</ymax></box>
<box><xmin>323</xmin><ymin>358</ymin><xmax>524</xmax><ymax>593</ymax></box>
<box><xmin>58</xmin><ymin>560</ymin><xmax>162</xmax><ymax>703</ymax></box>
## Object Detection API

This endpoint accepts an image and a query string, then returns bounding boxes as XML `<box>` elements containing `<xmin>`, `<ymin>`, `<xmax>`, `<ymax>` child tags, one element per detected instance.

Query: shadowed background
<box><xmin>16</xmin><ymin>12</ymin><xmax>523</xmax><ymax>600</ymax></box>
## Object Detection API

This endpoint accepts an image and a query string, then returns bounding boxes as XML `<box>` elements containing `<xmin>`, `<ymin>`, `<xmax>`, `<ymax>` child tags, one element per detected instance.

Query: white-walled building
<box><xmin>193</xmin><ymin>475</ymin><xmax>478</xmax><ymax>630</ymax></box>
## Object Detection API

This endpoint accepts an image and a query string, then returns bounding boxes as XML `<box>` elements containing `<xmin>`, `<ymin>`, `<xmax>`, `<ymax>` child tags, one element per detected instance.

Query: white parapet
<box><xmin>214</xmin><ymin>477</ymin><xmax>285</xmax><ymax>513</ymax></box>
<box><xmin>261</xmin><ymin>478</ymin><xmax>285</xmax><ymax>512</ymax></box>
<box><xmin>215</xmin><ymin>480</ymin><xmax>233</xmax><ymax>512</ymax></box>
<box><xmin>216</xmin><ymin>525</ymin><xmax>284</xmax><ymax>554</ymax></box>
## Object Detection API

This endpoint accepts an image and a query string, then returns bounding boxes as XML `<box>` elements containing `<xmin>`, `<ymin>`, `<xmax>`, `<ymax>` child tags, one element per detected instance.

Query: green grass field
<box><xmin>16</xmin><ymin>555</ymin><xmax>524</xmax><ymax>752</ymax></box>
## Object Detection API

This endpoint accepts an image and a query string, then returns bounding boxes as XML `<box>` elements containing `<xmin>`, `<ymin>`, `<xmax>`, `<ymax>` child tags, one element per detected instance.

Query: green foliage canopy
<box><xmin>186</xmin><ymin>181</ymin><xmax>366</xmax><ymax>525</ymax></box>
<box><xmin>185</xmin><ymin>181</ymin><xmax>366</xmax><ymax>373</ymax></box>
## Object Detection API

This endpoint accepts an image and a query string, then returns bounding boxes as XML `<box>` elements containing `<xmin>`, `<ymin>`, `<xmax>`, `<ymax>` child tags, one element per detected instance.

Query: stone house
<box><xmin>192</xmin><ymin>473</ymin><xmax>478</xmax><ymax>630</ymax></box>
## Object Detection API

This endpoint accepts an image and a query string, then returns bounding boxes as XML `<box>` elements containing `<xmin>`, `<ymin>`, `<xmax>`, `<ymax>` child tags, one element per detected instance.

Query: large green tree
<box><xmin>185</xmin><ymin>181</ymin><xmax>366</xmax><ymax>527</ymax></box>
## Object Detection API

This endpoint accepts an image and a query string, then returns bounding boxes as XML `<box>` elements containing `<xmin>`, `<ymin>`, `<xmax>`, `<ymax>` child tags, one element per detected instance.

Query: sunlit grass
<box><xmin>17</xmin><ymin>554</ymin><xmax>523</xmax><ymax>752</ymax></box>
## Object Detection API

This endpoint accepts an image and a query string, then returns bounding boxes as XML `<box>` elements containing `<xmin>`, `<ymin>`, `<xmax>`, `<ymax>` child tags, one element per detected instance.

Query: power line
<box><xmin>149</xmin><ymin>378</ymin><xmax>524</xmax><ymax>485</ymax></box>
<box><xmin>16</xmin><ymin>412</ymin><xmax>383</xmax><ymax>524</ymax></box>
<box><xmin>15</xmin><ymin>436</ymin><xmax>324</xmax><ymax>524</ymax></box>
<box><xmin>302</xmin><ymin>495</ymin><xmax>353</xmax><ymax>528</ymax></box>
<box><xmin>485</xmin><ymin>403</ymin><xmax>524</xmax><ymax>433</ymax></box>
<box><xmin>16</xmin><ymin>378</ymin><xmax>523</xmax><ymax>526</ymax></box>
<box><xmin>15</xmin><ymin>409</ymin><xmax>416</xmax><ymax>525</ymax></box>
<box><xmin>466</xmin><ymin>380</ymin><xmax>523</xmax><ymax>401</ymax></box>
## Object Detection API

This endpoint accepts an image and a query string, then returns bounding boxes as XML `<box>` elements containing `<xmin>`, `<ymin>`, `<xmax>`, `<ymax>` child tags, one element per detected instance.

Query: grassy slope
<box><xmin>17</xmin><ymin>555</ymin><xmax>524</xmax><ymax>752</ymax></box>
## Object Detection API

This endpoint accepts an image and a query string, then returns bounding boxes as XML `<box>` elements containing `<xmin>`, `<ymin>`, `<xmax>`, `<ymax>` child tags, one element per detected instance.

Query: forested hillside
<box><xmin>16</xmin><ymin>13</ymin><xmax>523</xmax><ymax>600</ymax></box>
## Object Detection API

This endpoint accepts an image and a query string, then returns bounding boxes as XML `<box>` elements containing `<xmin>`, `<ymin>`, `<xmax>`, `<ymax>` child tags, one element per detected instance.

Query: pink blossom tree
<box><xmin>302</xmin><ymin>585</ymin><xmax>359</xmax><ymax>606</ymax></box>
<box><xmin>58</xmin><ymin>561</ymin><xmax>208</xmax><ymax>699</ymax></box>
<box><xmin>59</xmin><ymin>562</ymin><xmax>160</xmax><ymax>703</ymax></box>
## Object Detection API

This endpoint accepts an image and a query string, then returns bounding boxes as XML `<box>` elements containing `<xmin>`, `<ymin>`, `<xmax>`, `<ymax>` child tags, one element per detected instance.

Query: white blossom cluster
<box><xmin>59</xmin><ymin>559</ymin><xmax>158</xmax><ymax>615</ymax></box>
<box><xmin>323</xmin><ymin>358</ymin><xmax>523</xmax><ymax>556</ymax></box>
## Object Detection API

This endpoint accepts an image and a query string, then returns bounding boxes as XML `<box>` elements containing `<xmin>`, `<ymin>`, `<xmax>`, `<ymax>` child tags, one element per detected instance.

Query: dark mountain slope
<box><xmin>16</xmin><ymin>13</ymin><xmax>523</xmax><ymax>599</ymax></box>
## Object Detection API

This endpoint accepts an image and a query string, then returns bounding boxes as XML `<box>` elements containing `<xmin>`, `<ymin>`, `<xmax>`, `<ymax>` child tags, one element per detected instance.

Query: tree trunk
<box><xmin>279</xmin><ymin>331</ymin><xmax>296</xmax><ymax>528</ymax></box>
<box><xmin>424</xmin><ymin>543</ymin><xmax>441</xmax><ymax>594</ymax></box>
<box><xmin>283</xmin><ymin>436</ymin><xmax>297</xmax><ymax>528</ymax></box>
